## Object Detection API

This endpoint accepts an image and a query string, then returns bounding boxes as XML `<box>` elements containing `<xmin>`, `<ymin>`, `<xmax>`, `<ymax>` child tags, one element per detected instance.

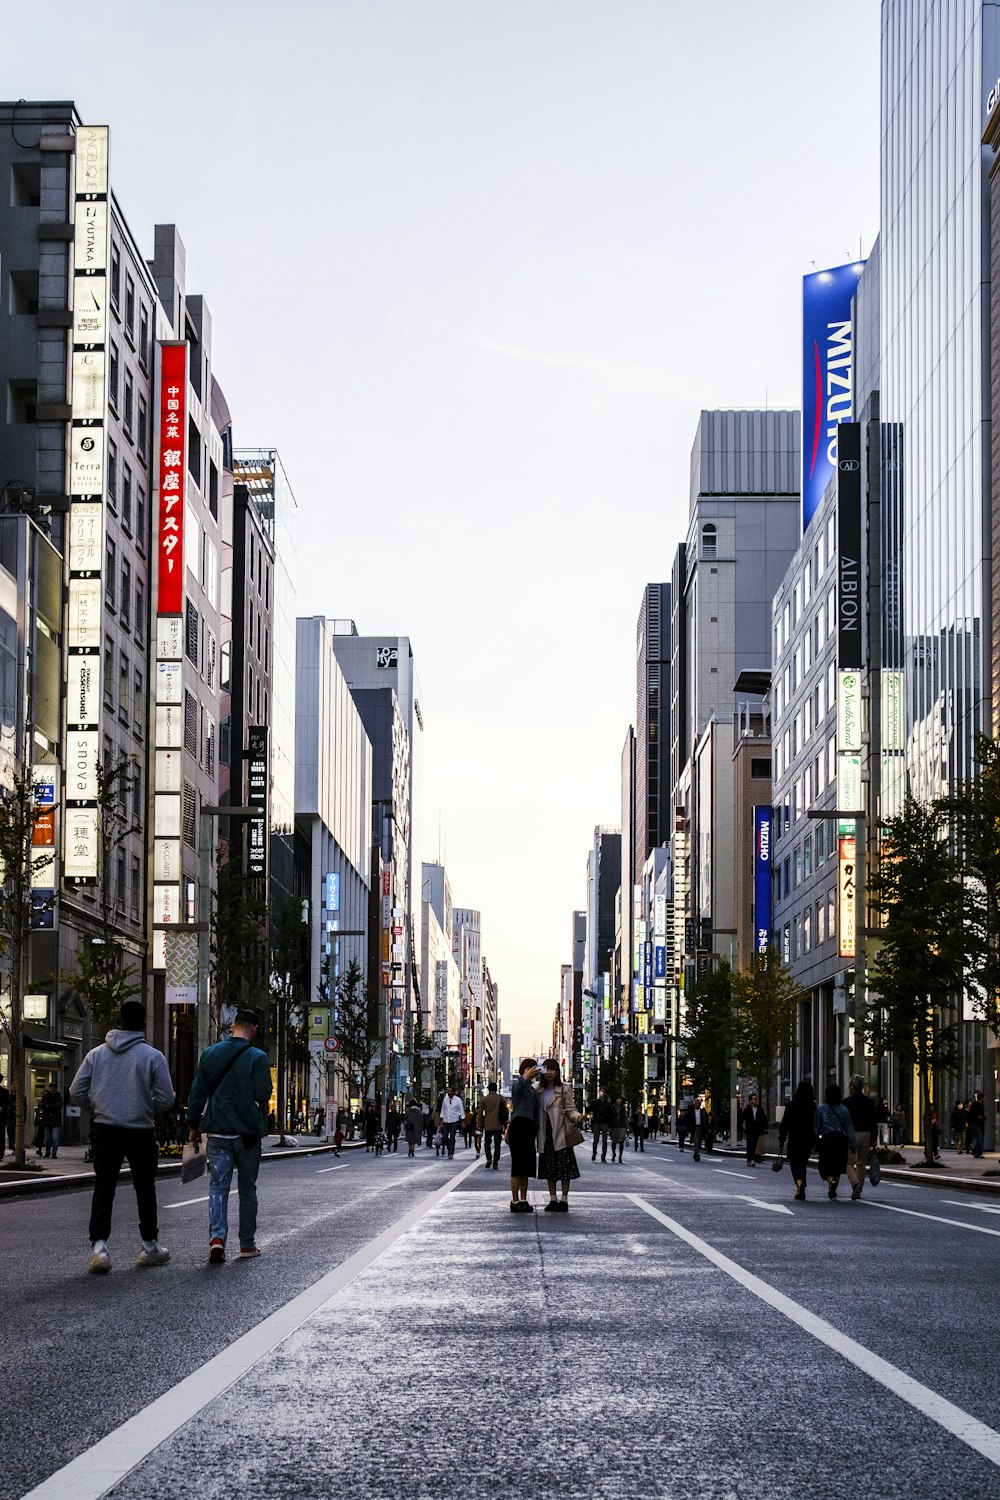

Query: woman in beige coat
<box><xmin>536</xmin><ymin>1059</ymin><xmax>585</xmax><ymax>1212</ymax></box>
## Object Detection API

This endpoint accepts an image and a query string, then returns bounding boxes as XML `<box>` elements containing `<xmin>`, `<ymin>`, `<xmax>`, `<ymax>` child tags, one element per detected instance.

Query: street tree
<box><xmin>211</xmin><ymin>856</ymin><xmax>268</xmax><ymax>1034</ymax></box>
<box><xmin>62</xmin><ymin>758</ymin><xmax>142</xmax><ymax>1039</ymax></box>
<box><xmin>0</xmin><ymin>768</ymin><xmax>54</xmax><ymax>1169</ymax></box>
<box><xmin>868</xmin><ymin>795</ymin><xmax>965</xmax><ymax>1163</ymax></box>
<box><xmin>331</xmin><ymin>957</ymin><xmax>380</xmax><ymax>1111</ymax></box>
<box><xmin>682</xmin><ymin>960</ymin><xmax>734</xmax><ymax>1113</ymax></box>
<box><xmin>946</xmin><ymin>733</ymin><xmax>1000</xmax><ymax>1031</ymax></box>
<box><xmin>269</xmin><ymin>894</ymin><xmax>309</xmax><ymax>1140</ymax></box>
<box><xmin>730</xmin><ymin>951</ymin><xmax>802</xmax><ymax>1118</ymax></box>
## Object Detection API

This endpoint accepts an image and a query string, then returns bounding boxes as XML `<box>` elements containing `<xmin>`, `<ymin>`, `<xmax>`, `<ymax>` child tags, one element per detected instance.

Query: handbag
<box><xmin>565</xmin><ymin>1124</ymin><xmax>584</xmax><ymax>1149</ymax></box>
<box><xmin>771</xmin><ymin>1151</ymin><xmax>785</xmax><ymax>1173</ymax></box>
<box><xmin>180</xmin><ymin>1140</ymin><xmax>207</xmax><ymax>1183</ymax></box>
<box><xmin>869</xmin><ymin>1149</ymin><xmax>881</xmax><ymax>1186</ymax></box>
<box><xmin>754</xmin><ymin>1137</ymin><xmax>767</xmax><ymax>1159</ymax></box>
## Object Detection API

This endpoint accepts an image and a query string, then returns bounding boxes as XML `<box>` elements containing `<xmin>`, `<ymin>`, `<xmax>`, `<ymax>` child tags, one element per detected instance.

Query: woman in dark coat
<box><xmin>363</xmin><ymin>1102</ymin><xmax>379</xmax><ymax>1152</ymax></box>
<box><xmin>403</xmin><ymin>1099</ymin><xmax>423</xmax><ymax>1158</ymax></box>
<box><xmin>508</xmin><ymin>1058</ymin><xmax>542</xmax><ymax>1212</ymax></box>
<box><xmin>740</xmin><ymin>1093</ymin><xmax>768</xmax><ymax>1165</ymax></box>
<box><xmin>779</xmin><ymin>1080</ymin><xmax>816</xmax><ymax>1200</ymax></box>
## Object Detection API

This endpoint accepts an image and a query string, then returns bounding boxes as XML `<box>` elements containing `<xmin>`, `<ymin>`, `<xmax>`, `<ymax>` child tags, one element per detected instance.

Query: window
<box><xmin>133</xmin><ymin>671</ymin><xmax>143</xmax><ymax>733</ymax></box>
<box><xmin>109</xmin><ymin>343</ymin><xmax>119</xmax><ymax>409</ymax></box>
<box><xmin>803</xmin><ymin>905</ymin><xmax>812</xmax><ymax>952</ymax></box>
<box><xmin>783</xmin><ymin>858</ymin><xmax>790</xmax><ymax>899</ymax></box>
<box><xmin>804</xmin><ymin>834</ymin><xmax>812</xmax><ymax>877</ymax></box>
<box><xmin>204</xmin><ymin>627</ymin><xmax>216</xmax><ymax>691</ymax></box>
<box><xmin>135</xmin><ymin>581</ymin><xmax>145</xmax><ymax>630</ymax></box>
<box><xmin>122</xmin><ymin>465</ymin><xmax>132</xmax><ymax>529</ymax></box>
<box><xmin>125</xmin><ymin>274</ymin><xmax>135</xmax><ymax>338</ymax></box>
<box><xmin>118</xmin><ymin>652</ymin><xmax>128</xmax><ymax>720</ymax></box>
<box><xmin>104</xmin><ymin>638</ymin><xmax>113</xmax><ymax>705</ymax></box>
<box><xmin>751</xmin><ymin>757</ymin><xmax>771</xmax><ymax>780</ymax></box>
<box><xmin>817</xmin><ymin>821</ymin><xmax>826</xmax><ymax>862</ymax></box>
<box><xmin>120</xmin><ymin>562</ymin><xmax>130</xmax><ymax>627</ymax></box>
<box><xmin>107</xmin><ymin>439</ymin><xmax>118</xmax><ymax>507</ymax></box>
<box><xmin>138</xmin><ymin>398</ymin><xmax>147</xmax><ymax>458</ymax></box>
<box><xmin>220</xmin><ymin>714</ymin><xmax>231</xmax><ymax>768</ymax></box>
<box><xmin>116</xmin><ymin>853</ymin><xmax>126</xmax><ymax>913</ymax></box>
<box><xmin>817</xmin><ymin>898</ymin><xmax>826</xmax><ymax>945</ymax></box>
<box><xmin>188</xmin><ymin>416</ymin><xmax>201</xmax><ymax>485</ymax></box>
<box><xmin>183</xmin><ymin>781</ymin><xmax>197</xmax><ymax>849</ymax></box>
<box><xmin>793</xmin><ymin>581</ymin><xmax>801</xmax><ymax>623</ymax></box>
<box><xmin>105</xmin><ymin>541</ymin><xmax>116</xmax><ymax>609</ymax></box>
<box><xmin>221</xmin><ymin>641</ymin><xmax>231</xmax><ymax>693</ymax></box>
<box><xmin>136</xmin><ymin>486</ymin><xmax>146</xmax><ymax>543</ymax></box>
<box><xmin>793</xmin><ymin>845</ymin><xmax>802</xmax><ymax>888</ymax></box>
<box><xmin>139</xmin><ymin>305</ymin><xmax>149</xmax><ymax>366</ymax></box>
<box><xmin>827</xmin><ymin>888</ymin><xmax>836</xmax><ymax>942</ymax></box>
<box><xmin>701</xmin><ymin>522</ymin><xmax>717</xmax><ymax>560</ymax></box>
<box><xmin>110</xmin><ymin>244</ymin><xmax>121</xmax><ymax>308</ymax></box>
<box><xmin>185</xmin><ymin>600</ymin><xmax>199</xmax><ymax>666</ymax></box>
<box><xmin>205</xmin><ymin>715</ymin><xmax>215</xmax><ymax>777</ymax></box>
<box><xmin>124</xmin><ymin>372</ymin><xmax>133</xmax><ymax>432</ymax></box>
<box><xmin>184</xmin><ymin>691</ymin><xmax>198</xmax><ymax>755</ymax></box>
<box><xmin>131</xmin><ymin>856</ymin><xmax>141</xmax><ymax>919</ymax></box>
<box><xmin>132</xmin><ymin>762</ymin><xmax>142</xmax><ymax>823</ymax></box>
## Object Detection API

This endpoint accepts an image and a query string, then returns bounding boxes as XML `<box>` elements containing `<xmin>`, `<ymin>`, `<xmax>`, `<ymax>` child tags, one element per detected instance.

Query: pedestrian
<box><xmin>508</xmin><ymin>1059</ymin><xmax>542</xmax><ymax>1212</ymax></box>
<box><xmin>336</xmin><ymin>1105</ymin><xmax>349</xmax><ymax>1138</ymax></box>
<box><xmin>609</xmin><ymin>1096</ymin><xmax>629</xmax><ymax>1162</ymax></box>
<box><xmin>876</xmin><ymin>1096</ymin><xmax>890</xmax><ymax>1148</ymax></box>
<box><xmin>0</xmin><ymin>1071</ymin><xmax>10</xmax><ymax>1160</ymax></box>
<box><xmin>648</xmin><ymin>1106</ymin><xmax>661</xmax><ymax>1141</ymax></box>
<box><xmin>951</xmin><ymin>1100</ymin><xmax>967</xmax><ymax>1153</ymax></box>
<box><xmin>845</xmin><ymin>1074</ymin><xmax>878</xmax><ymax>1200</ymax></box>
<box><xmin>477</xmin><ymin>1081</ymin><xmax>506</xmax><ymax>1170</ymax></box>
<box><xmin>891</xmin><ymin>1102</ymin><xmax>905</xmax><ymax>1146</ymax></box>
<box><xmin>39</xmin><ymin>1081</ymin><xmax>63</xmax><ymax>1159</ymax></box>
<box><xmin>741</xmin><ymin>1093</ymin><xmax>768</xmax><ymax>1166</ymax></box>
<box><xmin>428</xmin><ymin>1105</ymin><xmax>439</xmax><ymax>1150</ymax></box>
<box><xmin>778</xmin><ymin>1079</ymin><xmax>816</xmax><ymax>1201</ymax></box>
<box><xmin>404</xmin><ymin>1098</ymin><xmax>423</xmax><ymax>1158</ymax></box>
<box><xmin>536</xmin><ymin>1059</ymin><xmax>585</xmax><ymax>1212</ymax></box>
<box><xmin>630</xmin><ymin>1103</ymin><xmax>646</xmax><ymax>1153</ymax></box>
<box><xmin>677</xmin><ymin>1103</ymin><xmax>689</xmax><ymax>1153</ymax></box>
<box><xmin>385</xmin><ymin>1103</ymin><xmax>402</xmax><ymax>1153</ymax></box>
<box><xmin>814</xmin><ymin>1082</ymin><xmax>856</xmax><ymax>1200</ymax></box>
<box><xmin>187</xmin><ymin>1008</ymin><xmax>272</xmax><ymax>1264</ymax></box>
<box><xmin>363</xmin><ymin>1101</ymin><xmax>378</xmax><ymax>1152</ymax></box>
<box><xmin>589</xmin><ymin>1087</ymin><xmax>614</xmax><ymax>1162</ymax></box>
<box><xmin>69</xmin><ymin>999</ymin><xmax>175</xmax><ymax>1275</ymax></box>
<box><xmin>688</xmin><ymin>1095</ymin><xmax>707</xmax><ymax>1162</ymax></box>
<box><xmin>967</xmin><ymin>1093</ymin><xmax>986</xmax><ymax>1158</ymax></box>
<box><xmin>439</xmin><ymin>1085</ymin><xmax>464</xmax><ymax>1159</ymax></box>
<box><xmin>462</xmin><ymin>1103</ymin><xmax>476</xmax><ymax>1150</ymax></box>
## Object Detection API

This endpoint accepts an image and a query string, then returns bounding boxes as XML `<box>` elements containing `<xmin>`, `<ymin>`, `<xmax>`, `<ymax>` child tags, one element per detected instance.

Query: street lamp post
<box><xmin>808</xmin><ymin>807</ymin><xmax>867</xmax><ymax>1086</ymax></box>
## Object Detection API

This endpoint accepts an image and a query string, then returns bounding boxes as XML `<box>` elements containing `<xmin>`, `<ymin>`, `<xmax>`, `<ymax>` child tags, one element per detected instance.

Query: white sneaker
<box><xmin>88</xmin><ymin>1247</ymin><xmax>112</xmax><ymax>1274</ymax></box>
<box><xmin>135</xmin><ymin>1244</ymin><xmax>170</xmax><ymax>1267</ymax></box>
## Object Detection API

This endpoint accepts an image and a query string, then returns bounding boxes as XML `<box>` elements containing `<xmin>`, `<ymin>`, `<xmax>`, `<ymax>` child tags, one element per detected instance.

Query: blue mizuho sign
<box><xmin>801</xmin><ymin>261</ymin><xmax>865</xmax><ymax>532</ymax></box>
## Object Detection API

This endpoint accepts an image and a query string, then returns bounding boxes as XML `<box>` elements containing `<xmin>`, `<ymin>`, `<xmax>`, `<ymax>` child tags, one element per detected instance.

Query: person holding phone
<box><xmin>508</xmin><ymin>1058</ymin><xmax>542</xmax><ymax>1212</ymax></box>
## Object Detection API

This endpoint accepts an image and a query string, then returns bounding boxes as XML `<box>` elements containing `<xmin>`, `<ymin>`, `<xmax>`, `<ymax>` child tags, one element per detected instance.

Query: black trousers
<box><xmin>89</xmin><ymin>1125</ymin><xmax>159</xmax><ymax>1244</ymax></box>
<box><xmin>387</xmin><ymin>1131</ymin><xmax>400</xmax><ymax>1152</ymax></box>
<box><xmin>484</xmin><ymin>1129</ymin><xmax>502</xmax><ymax>1165</ymax></box>
<box><xmin>591</xmin><ymin>1127</ymin><xmax>609</xmax><ymax>1159</ymax></box>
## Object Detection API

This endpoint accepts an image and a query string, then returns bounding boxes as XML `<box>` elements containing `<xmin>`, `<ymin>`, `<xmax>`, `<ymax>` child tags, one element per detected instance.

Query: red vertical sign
<box><xmin>157</xmin><ymin>343</ymin><xmax>187</xmax><ymax>614</ymax></box>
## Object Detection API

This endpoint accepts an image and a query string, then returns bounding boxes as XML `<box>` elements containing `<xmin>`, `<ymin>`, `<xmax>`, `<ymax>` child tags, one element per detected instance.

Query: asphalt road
<box><xmin>4</xmin><ymin>1138</ymin><xmax>1000</xmax><ymax>1500</ymax></box>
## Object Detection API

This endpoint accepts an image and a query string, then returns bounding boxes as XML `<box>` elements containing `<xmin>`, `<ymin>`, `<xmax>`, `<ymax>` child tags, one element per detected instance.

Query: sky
<box><xmin>10</xmin><ymin>0</ymin><xmax>882</xmax><ymax>1060</ymax></box>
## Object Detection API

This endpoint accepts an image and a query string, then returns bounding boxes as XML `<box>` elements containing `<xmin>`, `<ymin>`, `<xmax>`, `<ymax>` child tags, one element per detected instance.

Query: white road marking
<box><xmin>860</xmin><ymin>1199</ymin><xmax>1000</xmax><ymax>1237</ymax></box>
<box><xmin>942</xmin><ymin>1200</ymin><xmax>1000</xmax><ymax>1216</ymax></box>
<box><xmin>628</xmin><ymin>1193</ymin><xmax>1000</xmax><ymax>1470</ymax></box>
<box><xmin>164</xmin><ymin>1190</ymin><xmax>236</xmax><ymax>1210</ymax></box>
<box><xmin>23</xmin><ymin>1156</ymin><xmax>484</xmax><ymax>1500</ymax></box>
<box><xmin>315</xmin><ymin>1165</ymin><xmax>349</xmax><ymax>1174</ymax></box>
<box><xmin>737</xmin><ymin>1195</ymin><xmax>793</xmax><ymax>1216</ymax></box>
<box><xmin>713</xmin><ymin>1168</ymin><xmax>752</xmax><ymax>1179</ymax></box>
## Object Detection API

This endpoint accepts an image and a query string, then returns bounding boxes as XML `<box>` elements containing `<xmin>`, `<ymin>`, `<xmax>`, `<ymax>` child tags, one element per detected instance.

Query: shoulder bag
<box><xmin>562</xmin><ymin>1088</ymin><xmax>584</xmax><ymax>1149</ymax></box>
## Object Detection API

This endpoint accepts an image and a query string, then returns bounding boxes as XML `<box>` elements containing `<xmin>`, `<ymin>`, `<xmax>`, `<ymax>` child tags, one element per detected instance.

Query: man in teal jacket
<box><xmin>188</xmin><ymin>1009</ymin><xmax>272</xmax><ymax>1263</ymax></box>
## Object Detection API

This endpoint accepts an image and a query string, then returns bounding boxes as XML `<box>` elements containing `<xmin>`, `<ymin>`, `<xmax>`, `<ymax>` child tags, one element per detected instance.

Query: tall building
<box><xmin>616</xmin><ymin>726</ymin><xmax>636</xmax><ymax>1025</ymax></box>
<box><xmin>453</xmin><ymin>907</ymin><xmax>482</xmax><ymax>1090</ymax></box>
<box><xmin>583</xmin><ymin>828</ymin><xmax>621</xmax><ymax>1062</ymax></box>
<box><xmin>635</xmin><ymin>583</ymin><xmax>671</xmax><ymax>878</ymax></box>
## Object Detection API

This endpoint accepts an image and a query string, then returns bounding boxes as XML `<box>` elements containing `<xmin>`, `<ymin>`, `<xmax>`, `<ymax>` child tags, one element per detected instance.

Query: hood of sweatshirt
<box><xmin>103</xmin><ymin>1029</ymin><xmax>148</xmax><ymax>1054</ymax></box>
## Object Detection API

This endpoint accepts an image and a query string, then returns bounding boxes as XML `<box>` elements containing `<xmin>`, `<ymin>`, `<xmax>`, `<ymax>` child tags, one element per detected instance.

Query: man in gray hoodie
<box><xmin>70</xmin><ymin>999</ymin><xmax>175</xmax><ymax>1274</ymax></box>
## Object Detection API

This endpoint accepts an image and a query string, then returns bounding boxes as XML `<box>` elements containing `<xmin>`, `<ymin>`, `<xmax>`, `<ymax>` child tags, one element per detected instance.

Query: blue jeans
<box><xmin>207</xmin><ymin>1136</ymin><xmax>261</xmax><ymax>1248</ymax></box>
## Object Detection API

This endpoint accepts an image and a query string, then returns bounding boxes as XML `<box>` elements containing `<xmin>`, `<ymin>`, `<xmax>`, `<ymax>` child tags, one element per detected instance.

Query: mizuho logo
<box><xmin>839</xmin><ymin>459</ymin><xmax>859</xmax><ymax>472</ymax></box>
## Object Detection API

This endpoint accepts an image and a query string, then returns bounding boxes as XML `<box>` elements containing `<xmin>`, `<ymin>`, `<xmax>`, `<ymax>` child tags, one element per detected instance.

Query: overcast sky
<box><xmin>10</xmin><ymin>0</ymin><xmax>881</xmax><ymax>1060</ymax></box>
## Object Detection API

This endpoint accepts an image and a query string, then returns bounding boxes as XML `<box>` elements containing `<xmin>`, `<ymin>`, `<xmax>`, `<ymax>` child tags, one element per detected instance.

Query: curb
<box><xmin>0</xmin><ymin>1139</ymin><xmax>367</xmax><ymax>1202</ymax></box>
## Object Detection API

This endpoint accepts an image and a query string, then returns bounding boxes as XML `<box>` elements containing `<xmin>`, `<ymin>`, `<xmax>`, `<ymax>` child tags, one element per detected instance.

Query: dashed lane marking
<box><xmin>736</xmin><ymin>1195</ymin><xmax>793</xmax><ymax>1216</ymax></box>
<box><xmin>22</xmin><ymin>1156</ymin><xmax>484</xmax><ymax>1500</ymax></box>
<box><xmin>942</xmin><ymin>1200</ymin><xmax>1000</xmax><ymax>1216</ymax></box>
<box><xmin>164</xmin><ymin>1190</ymin><xmax>236</xmax><ymax>1210</ymax></box>
<box><xmin>315</xmin><ymin>1165</ymin><xmax>349</xmax><ymax>1174</ymax></box>
<box><xmin>860</xmin><ymin>1199</ymin><xmax>1000</xmax><ymax>1237</ymax></box>
<box><xmin>628</xmin><ymin>1193</ymin><xmax>1000</xmax><ymax>1471</ymax></box>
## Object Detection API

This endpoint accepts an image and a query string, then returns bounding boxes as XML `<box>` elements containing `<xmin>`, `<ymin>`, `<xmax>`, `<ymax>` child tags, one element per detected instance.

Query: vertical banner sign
<box><xmin>753</xmin><ymin>806</ymin><xmax>772</xmax><ymax>956</ymax></box>
<box><xmin>246</xmin><ymin>725</ymin><xmax>269</xmax><ymax>880</ymax></box>
<box><xmin>838</xmin><ymin>822</ymin><xmax>856</xmax><ymax>959</ymax></box>
<box><xmin>836</xmin><ymin>422</ymin><xmax>863</xmax><ymax>669</ymax></box>
<box><xmin>152</xmin><ymin>341</ymin><xmax>188</xmax><ymax>969</ymax></box>
<box><xmin>31</xmin><ymin>766</ymin><xmax>57</xmax><ymax>929</ymax></box>
<box><xmin>64</xmin><ymin>125</ymin><xmax>110</xmax><ymax>885</ymax></box>
<box><xmin>801</xmin><ymin>261</ymin><xmax>864</xmax><ymax>532</ymax></box>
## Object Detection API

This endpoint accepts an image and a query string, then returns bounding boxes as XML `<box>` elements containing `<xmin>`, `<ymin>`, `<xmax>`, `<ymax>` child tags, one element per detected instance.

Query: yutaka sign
<box><xmin>156</xmin><ymin>342</ymin><xmax>187</xmax><ymax>615</ymax></box>
<box><xmin>802</xmin><ymin>262</ymin><xmax>865</xmax><ymax>532</ymax></box>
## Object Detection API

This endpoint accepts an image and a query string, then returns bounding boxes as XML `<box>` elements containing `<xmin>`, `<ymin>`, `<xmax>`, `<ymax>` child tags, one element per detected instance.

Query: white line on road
<box><xmin>315</xmin><ymin>1165</ymin><xmax>349</xmax><ymax>1174</ymax></box>
<box><xmin>942</xmin><ymin>1200</ymin><xmax>1000</xmax><ymax>1216</ymax></box>
<box><xmin>713</xmin><ymin>1168</ymin><xmax>752</xmax><ymax>1179</ymax></box>
<box><xmin>736</xmin><ymin>1195</ymin><xmax>793</xmax><ymax>1216</ymax></box>
<box><xmin>860</xmin><ymin>1199</ymin><xmax>1000</xmax><ymax>1237</ymax></box>
<box><xmin>23</xmin><ymin>1156</ymin><xmax>484</xmax><ymax>1500</ymax></box>
<box><xmin>164</xmin><ymin>1190</ymin><xmax>236</xmax><ymax>1210</ymax></box>
<box><xmin>628</xmin><ymin>1193</ymin><xmax>1000</xmax><ymax>1471</ymax></box>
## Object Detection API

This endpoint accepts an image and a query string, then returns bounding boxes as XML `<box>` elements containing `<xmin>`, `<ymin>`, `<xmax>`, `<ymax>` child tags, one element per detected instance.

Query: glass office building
<box><xmin>881</xmin><ymin>0</ymin><xmax>1000</xmax><ymax>799</ymax></box>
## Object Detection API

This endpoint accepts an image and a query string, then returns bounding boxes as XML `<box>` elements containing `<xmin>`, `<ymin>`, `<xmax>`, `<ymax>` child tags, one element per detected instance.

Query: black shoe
<box><xmin>544</xmin><ymin>1199</ymin><xmax>559</xmax><ymax>1211</ymax></box>
<box><xmin>851</xmin><ymin>1184</ymin><xmax>862</xmax><ymax>1200</ymax></box>
<box><xmin>601</xmin><ymin>1156</ymin><xmax>607</xmax><ymax>1162</ymax></box>
<box><xmin>693</xmin><ymin>1153</ymin><xmax>700</xmax><ymax>1161</ymax></box>
<box><xmin>592</xmin><ymin>1154</ymin><xmax>597</xmax><ymax>1161</ymax></box>
<box><xmin>828</xmin><ymin>1182</ymin><xmax>837</xmax><ymax>1199</ymax></box>
<box><xmin>556</xmin><ymin>1200</ymin><xmax>569</xmax><ymax>1212</ymax></box>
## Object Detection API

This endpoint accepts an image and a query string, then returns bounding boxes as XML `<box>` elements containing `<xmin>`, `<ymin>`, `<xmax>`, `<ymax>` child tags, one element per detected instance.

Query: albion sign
<box><xmin>837</xmin><ymin>423</ymin><xmax>863</xmax><ymax>669</ymax></box>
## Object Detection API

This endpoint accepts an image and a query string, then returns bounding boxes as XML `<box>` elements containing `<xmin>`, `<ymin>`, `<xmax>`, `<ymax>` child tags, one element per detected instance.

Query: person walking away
<box><xmin>968</xmin><ymin>1093</ymin><xmax>987</xmax><ymax>1158</ymax></box>
<box><xmin>609</xmin><ymin>1097</ymin><xmax>629</xmax><ymax>1162</ymax></box>
<box><xmin>741</xmin><ymin>1094</ymin><xmax>768</xmax><ymax>1165</ymax></box>
<box><xmin>891</xmin><ymin>1102</ymin><xmax>905</xmax><ymax>1146</ymax></box>
<box><xmin>689</xmin><ymin>1096</ymin><xmax>707</xmax><ymax>1162</ymax></box>
<box><xmin>778</xmin><ymin>1080</ymin><xmax>816</xmax><ymax>1200</ymax></box>
<box><xmin>440</xmin><ymin>1086</ymin><xmax>464</xmax><ymax>1159</ymax></box>
<box><xmin>363</xmin><ymin>1102</ymin><xmax>379</xmax><ymax>1152</ymax></box>
<box><xmin>509</xmin><ymin>1059</ymin><xmax>542</xmax><ymax>1211</ymax></box>
<box><xmin>876</xmin><ymin>1096</ymin><xmax>890</xmax><ymax>1148</ymax></box>
<box><xmin>187</xmin><ymin>1008</ymin><xmax>272</xmax><ymax>1263</ymax></box>
<box><xmin>648</xmin><ymin>1106</ymin><xmax>661</xmax><ymax>1141</ymax></box>
<box><xmin>69</xmin><ymin>1000</ymin><xmax>175</xmax><ymax>1274</ymax></box>
<box><xmin>630</xmin><ymin>1103</ymin><xmax>646</xmax><ymax>1153</ymax></box>
<box><xmin>845</xmin><ymin>1075</ymin><xmax>877</xmax><ymax>1200</ymax></box>
<box><xmin>385</xmin><ymin>1104</ymin><xmax>402</xmax><ymax>1153</ymax></box>
<box><xmin>589</xmin><ymin>1088</ymin><xmax>613</xmax><ymax>1162</ymax></box>
<box><xmin>462</xmin><ymin>1103</ymin><xmax>476</xmax><ymax>1150</ymax></box>
<box><xmin>404</xmin><ymin>1098</ymin><xmax>423</xmax><ymax>1158</ymax></box>
<box><xmin>536</xmin><ymin>1059</ymin><xmax>585</xmax><ymax>1211</ymax></box>
<box><xmin>814</xmin><ymin>1083</ymin><xmax>856</xmax><ymax>1199</ymax></box>
<box><xmin>477</xmin><ymin>1082</ymin><xmax>505</xmax><ymax>1170</ymax></box>
<box><xmin>677</xmin><ymin>1102</ymin><xmax>689</xmax><ymax>1153</ymax></box>
<box><xmin>40</xmin><ymin>1081</ymin><xmax>63</xmax><ymax>1159</ymax></box>
<box><xmin>950</xmin><ymin>1100</ymin><xmax>967</xmax><ymax>1154</ymax></box>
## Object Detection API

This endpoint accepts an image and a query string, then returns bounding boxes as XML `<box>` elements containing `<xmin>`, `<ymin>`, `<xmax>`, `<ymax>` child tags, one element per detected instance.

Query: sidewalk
<box><xmin>0</xmin><ymin>1133</ymin><xmax>363</xmax><ymax>1197</ymax></box>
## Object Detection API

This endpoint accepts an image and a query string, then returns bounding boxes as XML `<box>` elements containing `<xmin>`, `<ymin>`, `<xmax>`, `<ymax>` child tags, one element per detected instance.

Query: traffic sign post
<box><xmin>324</xmin><ymin>1036</ymin><xmax>340</xmax><ymax>1053</ymax></box>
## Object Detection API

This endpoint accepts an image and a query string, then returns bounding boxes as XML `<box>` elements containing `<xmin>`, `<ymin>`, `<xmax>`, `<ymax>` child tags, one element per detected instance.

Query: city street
<box><xmin>4</xmin><ymin>1139</ymin><xmax>1000</xmax><ymax>1500</ymax></box>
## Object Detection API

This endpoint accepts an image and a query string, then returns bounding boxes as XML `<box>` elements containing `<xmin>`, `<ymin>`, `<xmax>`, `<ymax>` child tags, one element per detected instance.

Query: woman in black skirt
<box><xmin>508</xmin><ymin>1058</ymin><xmax>543</xmax><ymax>1212</ymax></box>
<box><xmin>536</xmin><ymin>1059</ymin><xmax>586</xmax><ymax>1212</ymax></box>
<box><xmin>778</xmin><ymin>1079</ymin><xmax>815</xmax><ymax>1200</ymax></box>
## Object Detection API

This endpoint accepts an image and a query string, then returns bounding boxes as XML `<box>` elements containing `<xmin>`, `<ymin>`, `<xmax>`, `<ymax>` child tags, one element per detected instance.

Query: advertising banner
<box><xmin>836</xmin><ymin>422</ymin><xmax>863</xmax><ymax>669</ymax></box>
<box><xmin>753</xmin><ymin>806</ymin><xmax>772</xmax><ymax>956</ymax></box>
<box><xmin>246</xmin><ymin>725</ymin><xmax>268</xmax><ymax>880</ymax></box>
<box><xmin>802</xmin><ymin>262</ymin><xmax>864</xmax><ymax>532</ymax></box>
<box><xmin>156</xmin><ymin>342</ymin><xmax>187</xmax><ymax>615</ymax></box>
<box><xmin>838</xmin><ymin>824</ymin><xmax>857</xmax><ymax>959</ymax></box>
